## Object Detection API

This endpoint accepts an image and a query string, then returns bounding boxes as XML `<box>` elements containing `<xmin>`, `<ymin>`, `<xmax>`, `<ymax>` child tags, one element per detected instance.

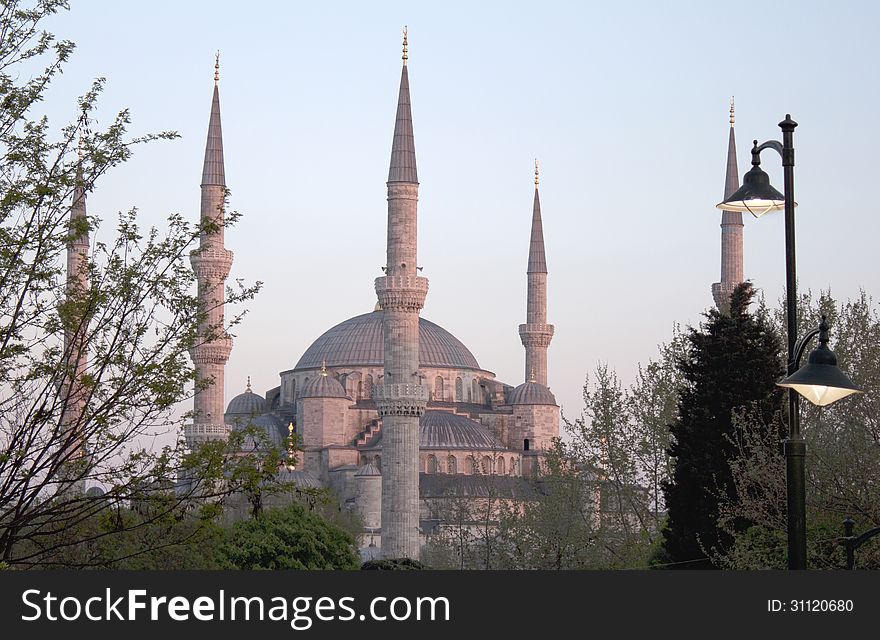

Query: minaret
<box><xmin>373</xmin><ymin>27</ymin><xmax>429</xmax><ymax>560</ymax></box>
<box><xmin>518</xmin><ymin>161</ymin><xmax>554</xmax><ymax>386</ymax></box>
<box><xmin>186</xmin><ymin>54</ymin><xmax>233</xmax><ymax>448</ymax></box>
<box><xmin>60</xmin><ymin>144</ymin><xmax>90</xmax><ymax>462</ymax></box>
<box><xmin>712</xmin><ymin>98</ymin><xmax>744</xmax><ymax>311</ymax></box>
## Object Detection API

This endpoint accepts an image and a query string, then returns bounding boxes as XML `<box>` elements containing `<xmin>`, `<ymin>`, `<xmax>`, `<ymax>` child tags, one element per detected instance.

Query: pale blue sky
<box><xmin>41</xmin><ymin>1</ymin><xmax>880</xmax><ymax>420</ymax></box>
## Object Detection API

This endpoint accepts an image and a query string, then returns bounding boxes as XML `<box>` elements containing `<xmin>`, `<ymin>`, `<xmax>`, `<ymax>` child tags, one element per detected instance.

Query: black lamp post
<box><xmin>717</xmin><ymin>115</ymin><xmax>861</xmax><ymax>569</ymax></box>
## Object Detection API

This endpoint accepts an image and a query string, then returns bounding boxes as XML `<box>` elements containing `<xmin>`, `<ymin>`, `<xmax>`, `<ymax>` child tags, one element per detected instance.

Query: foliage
<box><xmin>361</xmin><ymin>558</ymin><xmax>427</xmax><ymax>570</ymax></box>
<box><xmin>216</xmin><ymin>503</ymin><xmax>360</xmax><ymax>570</ymax></box>
<box><xmin>661</xmin><ymin>282</ymin><xmax>785</xmax><ymax>568</ymax></box>
<box><xmin>716</xmin><ymin>289</ymin><xmax>880</xmax><ymax>569</ymax></box>
<box><xmin>0</xmin><ymin>0</ymin><xmax>262</xmax><ymax>567</ymax></box>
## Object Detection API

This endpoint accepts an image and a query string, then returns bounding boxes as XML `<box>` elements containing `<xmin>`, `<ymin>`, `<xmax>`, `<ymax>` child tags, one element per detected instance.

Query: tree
<box><xmin>0</xmin><ymin>0</ymin><xmax>261</xmax><ymax>567</ymax></box>
<box><xmin>716</xmin><ymin>289</ymin><xmax>880</xmax><ymax>569</ymax></box>
<box><xmin>216</xmin><ymin>504</ymin><xmax>361</xmax><ymax>570</ymax></box>
<box><xmin>660</xmin><ymin>282</ymin><xmax>785</xmax><ymax>568</ymax></box>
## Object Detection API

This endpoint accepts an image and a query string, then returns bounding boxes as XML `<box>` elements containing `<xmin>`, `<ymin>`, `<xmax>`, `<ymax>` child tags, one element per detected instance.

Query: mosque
<box><xmin>173</xmin><ymin>32</ymin><xmax>744</xmax><ymax>559</ymax></box>
<box><xmin>180</xmin><ymin>33</ymin><xmax>560</xmax><ymax>558</ymax></box>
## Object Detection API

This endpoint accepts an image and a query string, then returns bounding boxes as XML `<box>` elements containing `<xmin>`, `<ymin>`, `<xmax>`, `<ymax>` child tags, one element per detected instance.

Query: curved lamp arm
<box><xmin>751</xmin><ymin>139</ymin><xmax>784</xmax><ymax>166</ymax></box>
<box><xmin>790</xmin><ymin>326</ymin><xmax>820</xmax><ymax>371</ymax></box>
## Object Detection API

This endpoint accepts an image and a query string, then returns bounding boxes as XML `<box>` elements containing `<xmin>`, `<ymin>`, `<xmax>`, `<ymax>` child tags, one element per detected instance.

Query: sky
<box><xmin>39</xmin><ymin>0</ymin><xmax>880</xmax><ymax>422</ymax></box>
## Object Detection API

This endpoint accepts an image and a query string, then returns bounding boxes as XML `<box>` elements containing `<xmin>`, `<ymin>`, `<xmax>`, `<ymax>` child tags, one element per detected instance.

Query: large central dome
<box><xmin>294</xmin><ymin>310</ymin><xmax>481</xmax><ymax>371</ymax></box>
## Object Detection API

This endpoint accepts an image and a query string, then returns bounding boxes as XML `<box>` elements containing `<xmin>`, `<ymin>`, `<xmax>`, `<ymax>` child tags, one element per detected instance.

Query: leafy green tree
<box><xmin>660</xmin><ymin>282</ymin><xmax>785</xmax><ymax>568</ymax></box>
<box><xmin>717</xmin><ymin>289</ymin><xmax>880</xmax><ymax>569</ymax></box>
<box><xmin>0</xmin><ymin>0</ymin><xmax>260</xmax><ymax>567</ymax></box>
<box><xmin>216</xmin><ymin>504</ymin><xmax>360</xmax><ymax>570</ymax></box>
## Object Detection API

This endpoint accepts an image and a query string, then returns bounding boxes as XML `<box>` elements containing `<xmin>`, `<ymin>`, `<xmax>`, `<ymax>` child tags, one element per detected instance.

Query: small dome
<box><xmin>225</xmin><ymin>382</ymin><xmax>267</xmax><ymax>418</ymax></box>
<box><xmin>355</xmin><ymin>461</ymin><xmax>382</xmax><ymax>477</ymax></box>
<box><xmin>233</xmin><ymin>412</ymin><xmax>286</xmax><ymax>448</ymax></box>
<box><xmin>276</xmin><ymin>468</ymin><xmax>322</xmax><ymax>489</ymax></box>
<box><xmin>85</xmin><ymin>486</ymin><xmax>105</xmax><ymax>498</ymax></box>
<box><xmin>508</xmin><ymin>381</ymin><xmax>557</xmax><ymax>406</ymax></box>
<box><xmin>301</xmin><ymin>373</ymin><xmax>349</xmax><ymax>399</ymax></box>
<box><xmin>419</xmin><ymin>411</ymin><xmax>506</xmax><ymax>450</ymax></box>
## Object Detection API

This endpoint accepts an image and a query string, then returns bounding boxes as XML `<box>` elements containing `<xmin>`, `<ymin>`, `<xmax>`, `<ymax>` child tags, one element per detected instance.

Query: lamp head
<box><xmin>717</xmin><ymin>140</ymin><xmax>786</xmax><ymax>217</ymax></box>
<box><xmin>778</xmin><ymin>316</ymin><xmax>863</xmax><ymax>406</ymax></box>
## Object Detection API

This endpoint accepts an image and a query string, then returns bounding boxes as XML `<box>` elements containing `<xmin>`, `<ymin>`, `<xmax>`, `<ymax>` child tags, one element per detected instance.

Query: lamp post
<box><xmin>717</xmin><ymin>115</ymin><xmax>862</xmax><ymax>569</ymax></box>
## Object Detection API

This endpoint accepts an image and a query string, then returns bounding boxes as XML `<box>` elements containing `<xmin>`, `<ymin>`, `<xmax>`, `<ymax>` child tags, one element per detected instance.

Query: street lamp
<box><xmin>717</xmin><ymin>114</ymin><xmax>862</xmax><ymax>570</ymax></box>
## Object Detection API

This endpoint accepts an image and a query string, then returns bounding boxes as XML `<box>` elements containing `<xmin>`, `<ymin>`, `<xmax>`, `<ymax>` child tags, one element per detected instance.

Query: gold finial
<box><xmin>288</xmin><ymin>422</ymin><xmax>294</xmax><ymax>436</ymax></box>
<box><xmin>528</xmin><ymin>368</ymin><xmax>537</xmax><ymax>384</ymax></box>
<box><xmin>246</xmin><ymin>376</ymin><xmax>251</xmax><ymax>392</ymax></box>
<box><xmin>729</xmin><ymin>96</ymin><xmax>735</xmax><ymax>126</ymax></box>
<box><xmin>320</xmin><ymin>359</ymin><xmax>328</xmax><ymax>376</ymax></box>
<box><xmin>534</xmin><ymin>159</ymin><xmax>539</xmax><ymax>187</ymax></box>
<box><xmin>402</xmin><ymin>26</ymin><xmax>408</xmax><ymax>65</ymax></box>
<box><xmin>214</xmin><ymin>51</ymin><xmax>220</xmax><ymax>85</ymax></box>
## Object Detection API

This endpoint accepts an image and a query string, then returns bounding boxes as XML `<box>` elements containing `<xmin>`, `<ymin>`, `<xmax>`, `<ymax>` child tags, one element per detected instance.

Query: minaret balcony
<box><xmin>375</xmin><ymin>275</ymin><xmax>429</xmax><ymax>312</ymax></box>
<box><xmin>189</xmin><ymin>247</ymin><xmax>234</xmax><ymax>282</ymax></box>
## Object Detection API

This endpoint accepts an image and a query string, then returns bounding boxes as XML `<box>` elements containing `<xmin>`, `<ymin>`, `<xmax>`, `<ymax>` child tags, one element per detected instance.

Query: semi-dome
<box><xmin>301</xmin><ymin>372</ymin><xmax>350</xmax><ymax>399</ymax></box>
<box><xmin>276</xmin><ymin>468</ymin><xmax>322</xmax><ymax>489</ymax></box>
<box><xmin>233</xmin><ymin>412</ymin><xmax>288</xmax><ymax>448</ymax></box>
<box><xmin>294</xmin><ymin>310</ymin><xmax>481</xmax><ymax>371</ymax></box>
<box><xmin>508</xmin><ymin>381</ymin><xmax>557</xmax><ymax>406</ymax></box>
<box><xmin>355</xmin><ymin>461</ymin><xmax>382</xmax><ymax>477</ymax></box>
<box><xmin>225</xmin><ymin>384</ymin><xmax>267</xmax><ymax>418</ymax></box>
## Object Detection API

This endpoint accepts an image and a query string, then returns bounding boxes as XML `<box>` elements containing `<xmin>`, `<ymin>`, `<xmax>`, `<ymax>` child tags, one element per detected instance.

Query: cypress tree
<box><xmin>660</xmin><ymin>282</ymin><xmax>784</xmax><ymax>568</ymax></box>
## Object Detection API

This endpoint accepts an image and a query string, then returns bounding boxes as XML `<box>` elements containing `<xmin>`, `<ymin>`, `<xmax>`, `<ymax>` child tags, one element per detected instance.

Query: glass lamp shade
<box><xmin>716</xmin><ymin>164</ymin><xmax>788</xmax><ymax>218</ymax></box>
<box><xmin>778</xmin><ymin>342</ymin><xmax>862</xmax><ymax>407</ymax></box>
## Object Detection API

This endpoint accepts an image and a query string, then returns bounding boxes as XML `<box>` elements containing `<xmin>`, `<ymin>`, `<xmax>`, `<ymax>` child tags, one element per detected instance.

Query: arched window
<box><xmin>497</xmin><ymin>457</ymin><xmax>506</xmax><ymax>475</ymax></box>
<box><xmin>365</xmin><ymin>375</ymin><xmax>373</xmax><ymax>399</ymax></box>
<box><xmin>291</xmin><ymin>378</ymin><xmax>297</xmax><ymax>403</ymax></box>
<box><xmin>512</xmin><ymin>457</ymin><xmax>518</xmax><ymax>475</ymax></box>
<box><xmin>472</xmin><ymin>379</ymin><xmax>479</xmax><ymax>404</ymax></box>
<box><xmin>434</xmin><ymin>376</ymin><xmax>444</xmax><ymax>401</ymax></box>
<box><xmin>482</xmin><ymin>456</ymin><xmax>491</xmax><ymax>474</ymax></box>
<box><xmin>524</xmin><ymin>438</ymin><xmax>530</xmax><ymax>451</ymax></box>
<box><xmin>374</xmin><ymin>455</ymin><xmax>381</xmax><ymax>471</ymax></box>
<box><xmin>426</xmin><ymin>455</ymin><xmax>438</xmax><ymax>474</ymax></box>
<box><xmin>447</xmin><ymin>455</ymin><xmax>457</xmax><ymax>474</ymax></box>
<box><xmin>357</xmin><ymin>381</ymin><xmax>363</xmax><ymax>400</ymax></box>
<box><xmin>466</xmin><ymin>456</ymin><xmax>477</xmax><ymax>474</ymax></box>
<box><xmin>339</xmin><ymin>373</ymin><xmax>348</xmax><ymax>393</ymax></box>
<box><xmin>455</xmin><ymin>377</ymin><xmax>463</xmax><ymax>402</ymax></box>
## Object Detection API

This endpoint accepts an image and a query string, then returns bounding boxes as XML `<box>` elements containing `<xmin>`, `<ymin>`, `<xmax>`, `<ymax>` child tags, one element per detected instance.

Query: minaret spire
<box><xmin>374</xmin><ymin>32</ymin><xmax>429</xmax><ymax>560</ymax></box>
<box><xmin>187</xmin><ymin>55</ymin><xmax>234</xmax><ymax>449</ymax></box>
<box><xmin>60</xmin><ymin>149</ymin><xmax>91</xmax><ymax>465</ymax></box>
<box><xmin>519</xmin><ymin>162</ymin><xmax>554</xmax><ymax>386</ymax></box>
<box><xmin>387</xmin><ymin>30</ymin><xmax>417</xmax><ymax>185</ymax></box>
<box><xmin>712</xmin><ymin>97</ymin><xmax>744</xmax><ymax>311</ymax></box>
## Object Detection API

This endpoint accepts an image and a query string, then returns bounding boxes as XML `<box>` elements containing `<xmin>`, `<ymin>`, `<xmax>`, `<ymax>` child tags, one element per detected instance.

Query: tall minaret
<box><xmin>712</xmin><ymin>98</ymin><xmax>743</xmax><ymax>311</ymax></box>
<box><xmin>373</xmin><ymin>28</ymin><xmax>429</xmax><ymax>560</ymax></box>
<box><xmin>60</xmin><ymin>145</ymin><xmax>90</xmax><ymax>462</ymax></box>
<box><xmin>518</xmin><ymin>161</ymin><xmax>554</xmax><ymax>385</ymax></box>
<box><xmin>186</xmin><ymin>54</ymin><xmax>233</xmax><ymax>448</ymax></box>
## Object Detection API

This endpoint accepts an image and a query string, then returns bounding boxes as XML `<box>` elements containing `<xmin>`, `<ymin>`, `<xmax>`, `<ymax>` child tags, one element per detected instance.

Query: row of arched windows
<box><xmin>424</xmin><ymin>454</ymin><xmax>519</xmax><ymax>476</ymax></box>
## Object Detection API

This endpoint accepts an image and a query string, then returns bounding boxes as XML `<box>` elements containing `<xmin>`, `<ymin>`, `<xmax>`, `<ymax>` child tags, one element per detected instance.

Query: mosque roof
<box><xmin>225</xmin><ymin>386</ymin><xmax>268</xmax><ymax>418</ymax></box>
<box><xmin>508</xmin><ymin>381</ymin><xmax>557</xmax><ymax>406</ymax></box>
<box><xmin>293</xmin><ymin>311</ymin><xmax>482</xmax><ymax>372</ymax></box>
<box><xmin>362</xmin><ymin>410</ymin><xmax>506</xmax><ymax>451</ymax></box>
<box><xmin>301</xmin><ymin>372</ymin><xmax>350</xmax><ymax>399</ymax></box>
